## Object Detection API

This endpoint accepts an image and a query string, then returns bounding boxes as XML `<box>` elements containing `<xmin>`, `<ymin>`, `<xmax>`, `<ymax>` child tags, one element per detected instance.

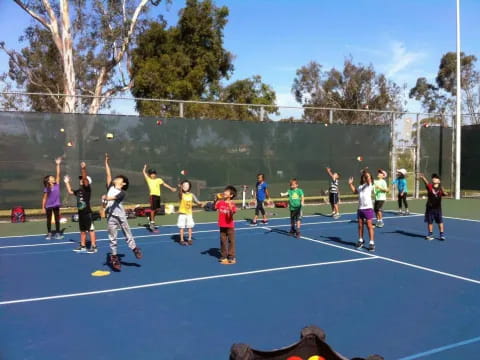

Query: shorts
<box><xmin>357</xmin><ymin>208</ymin><xmax>375</xmax><ymax>221</ymax></box>
<box><xmin>177</xmin><ymin>214</ymin><xmax>195</xmax><ymax>229</ymax></box>
<box><xmin>290</xmin><ymin>208</ymin><xmax>303</xmax><ymax>222</ymax></box>
<box><xmin>78</xmin><ymin>212</ymin><xmax>95</xmax><ymax>232</ymax></box>
<box><xmin>329</xmin><ymin>192</ymin><xmax>339</xmax><ymax>205</ymax></box>
<box><xmin>374</xmin><ymin>200</ymin><xmax>385</xmax><ymax>212</ymax></box>
<box><xmin>424</xmin><ymin>208</ymin><xmax>443</xmax><ymax>224</ymax></box>
<box><xmin>150</xmin><ymin>195</ymin><xmax>161</xmax><ymax>211</ymax></box>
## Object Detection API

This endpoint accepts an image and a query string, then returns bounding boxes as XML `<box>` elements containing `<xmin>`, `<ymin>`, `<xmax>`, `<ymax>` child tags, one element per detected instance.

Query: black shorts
<box><xmin>290</xmin><ymin>208</ymin><xmax>302</xmax><ymax>222</ymax></box>
<box><xmin>425</xmin><ymin>208</ymin><xmax>443</xmax><ymax>224</ymax></box>
<box><xmin>150</xmin><ymin>195</ymin><xmax>161</xmax><ymax>211</ymax></box>
<box><xmin>329</xmin><ymin>192</ymin><xmax>339</xmax><ymax>205</ymax></box>
<box><xmin>78</xmin><ymin>212</ymin><xmax>95</xmax><ymax>232</ymax></box>
<box><xmin>374</xmin><ymin>200</ymin><xmax>385</xmax><ymax>212</ymax></box>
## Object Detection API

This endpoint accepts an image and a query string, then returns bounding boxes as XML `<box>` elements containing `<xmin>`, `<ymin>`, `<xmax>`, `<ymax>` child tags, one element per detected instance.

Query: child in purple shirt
<box><xmin>42</xmin><ymin>157</ymin><xmax>63</xmax><ymax>240</ymax></box>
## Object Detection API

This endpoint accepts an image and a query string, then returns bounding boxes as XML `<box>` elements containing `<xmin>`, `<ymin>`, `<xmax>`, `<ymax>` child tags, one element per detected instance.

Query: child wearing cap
<box><xmin>392</xmin><ymin>168</ymin><xmax>409</xmax><ymax>215</ymax></box>
<box><xmin>374</xmin><ymin>169</ymin><xmax>389</xmax><ymax>227</ymax></box>
<box><xmin>142</xmin><ymin>164</ymin><xmax>177</xmax><ymax>232</ymax></box>
<box><xmin>64</xmin><ymin>161</ymin><xmax>97</xmax><ymax>253</ymax></box>
<box><xmin>418</xmin><ymin>173</ymin><xmax>448</xmax><ymax>240</ymax></box>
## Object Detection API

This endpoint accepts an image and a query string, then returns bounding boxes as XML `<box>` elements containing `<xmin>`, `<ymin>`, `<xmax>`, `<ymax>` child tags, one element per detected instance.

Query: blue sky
<box><xmin>1</xmin><ymin>0</ymin><xmax>479</xmax><ymax>116</ymax></box>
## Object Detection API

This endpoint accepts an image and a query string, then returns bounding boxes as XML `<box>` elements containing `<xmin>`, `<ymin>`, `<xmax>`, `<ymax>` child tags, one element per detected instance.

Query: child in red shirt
<box><xmin>215</xmin><ymin>185</ymin><xmax>237</xmax><ymax>264</ymax></box>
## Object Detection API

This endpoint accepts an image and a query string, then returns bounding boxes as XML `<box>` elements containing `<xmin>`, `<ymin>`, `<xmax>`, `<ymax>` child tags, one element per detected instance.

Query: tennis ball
<box><xmin>357</xmin><ymin>156</ymin><xmax>364</xmax><ymax>162</ymax></box>
<box><xmin>308</xmin><ymin>356</ymin><xmax>326</xmax><ymax>360</ymax></box>
<box><xmin>106</xmin><ymin>133</ymin><xmax>114</xmax><ymax>139</ymax></box>
<box><xmin>180</xmin><ymin>170</ymin><xmax>187</xmax><ymax>176</ymax></box>
<box><xmin>156</xmin><ymin>119</ymin><xmax>163</xmax><ymax>125</ymax></box>
<box><xmin>67</xmin><ymin>141</ymin><xmax>73</xmax><ymax>147</ymax></box>
<box><xmin>60</xmin><ymin>128</ymin><xmax>65</xmax><ymax>133</ymax></box>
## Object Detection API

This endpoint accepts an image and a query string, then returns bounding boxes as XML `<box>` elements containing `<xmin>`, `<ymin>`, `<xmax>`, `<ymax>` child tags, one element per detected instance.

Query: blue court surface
<box><xmin>1</xmin><ymin>212</ymin><xmax>480</xmax><ymax>359</ymax></box>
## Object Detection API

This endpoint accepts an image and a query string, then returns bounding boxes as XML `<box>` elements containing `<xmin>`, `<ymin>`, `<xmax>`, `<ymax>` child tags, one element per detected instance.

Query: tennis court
<box><xmin>1</xmin><ymin>201</ymin><xmax>480</xmax><ymax>359</ymax></box>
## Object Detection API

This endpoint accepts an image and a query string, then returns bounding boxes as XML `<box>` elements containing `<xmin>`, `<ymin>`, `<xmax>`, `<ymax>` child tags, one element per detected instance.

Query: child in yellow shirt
<box><xmin>177</xmin><ymin>180</ymin><xmax>203</xmax><ymax>245</ymax></box>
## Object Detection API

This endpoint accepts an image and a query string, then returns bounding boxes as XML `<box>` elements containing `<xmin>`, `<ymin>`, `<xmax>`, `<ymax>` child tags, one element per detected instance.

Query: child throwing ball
<box><xmin>177</xmin><ymin>180</ymin><xmax>203</xmax><ymax>245</ymax></box>
<box><xmin>42</xmin><ymin>157</ymin><xmax>64</xmax><ymax>240</ymax></box>
<box><xmin>349</xmin><ymin>170</ymin><xmax>375</xmax><ymax>251</ymax></box>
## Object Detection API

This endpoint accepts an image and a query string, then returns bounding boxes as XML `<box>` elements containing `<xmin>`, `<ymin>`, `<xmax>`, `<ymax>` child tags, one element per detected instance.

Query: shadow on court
<box><xmin>318</xmin><ymin>235</ymin><xmax>357</xmax><ymax>248</ymax></box>
<box><xmin>385</xmin><ymin>229</ymin><xmax>426</xmax><ymax>238</ymax></box>
<box><xmin>200</xmin><ymin>248</ymin><xmax>221</xmax><ymax>259</ymax></box>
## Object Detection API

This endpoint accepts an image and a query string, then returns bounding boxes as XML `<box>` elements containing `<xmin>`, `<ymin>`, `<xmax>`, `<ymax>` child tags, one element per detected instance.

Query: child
<box><xmin>251</xmin><ymin>173</ymin><xmax>271</xmax><ymax>226</ymax></box>
<box><xmin>418</xmin><ymin>173</ymin><xmax>448</xmax><ymax>240</ymax></box>
<box><xmin>177</xmin><ymin>180</ymin><xmax>203</xmax><ymax>245</ymax></box>
<box><xmin>392</xmin><ymin>168</ymin><xmax>409</xmax><ymax>215</ymax></box>
<box><xmin>103</xmin><ymin>154</ymin><xmax>142</xmax><ymax>271</ymax></box>
<box><xmin>348</xmin><ymin>170</ymin><xmax>375</xmax><ymax>251</ymax></box>
<box><xmin>326</xmin><ymin>167</ymin><xmax>341</xmax><ymax>218</ymax></box>
<box><xmin>142</xmin><ymin>164</ymin><xmax>177</xmax><ymax>232</ymax></box>
<box><xmin>42</xmin><ymin>157</ymin><xmax>64</xmax><ymax>240</ymax></box>
<box><xmin>215</xmin><ymin>185</ymin><xmax>237</xmax><ymax>264</ymax></box>
<box><xmin>64</xmin><ymin>161</ymin><xmax>97</xmax><ymax>253</ymax></box>
<box><xmin>373</xmin><ymin>169</ymin><xmax>389</xmax><ymax>228</ymax></box>
<box><xmin>281</xmin><ymin>178</ymin><xmax>305</xmax><ymax>238</ymax></box>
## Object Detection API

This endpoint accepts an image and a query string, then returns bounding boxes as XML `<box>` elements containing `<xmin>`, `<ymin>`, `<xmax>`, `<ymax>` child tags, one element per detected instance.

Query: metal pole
<box><xmin>329</xmin><ymin>109</ymin><xmax>333</xmax><ymax>124</ymax></box>
<box><xmin>455</xmin><ymin>0</ymin><xmax>462</xmax><ymax>199</ymax></box>
<box><xmin>390</xmin><ymin>113</ymin><xmax>396</xmax><ymax>201</ymax></box>
<box><xmin>260</xmin><ymin>106</ymin><xmax>265</xmax><ymax>122</ymax></box>
<box><xmin>179</xmin><ymin>102</ymin><xmax>184</xmax><ymax>118</ymax></box>
<box><xmin>415</xmin><ymin>113</ymin><xmax>421</xmax><ymax>199</ymax></box>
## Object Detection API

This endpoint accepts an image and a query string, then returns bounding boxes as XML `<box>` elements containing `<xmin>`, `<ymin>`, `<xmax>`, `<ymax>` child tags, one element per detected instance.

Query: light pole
<box><xmin>455</xmin><ymin>0</ymin><xmax>461</xmax><ymax>199</ymax></box>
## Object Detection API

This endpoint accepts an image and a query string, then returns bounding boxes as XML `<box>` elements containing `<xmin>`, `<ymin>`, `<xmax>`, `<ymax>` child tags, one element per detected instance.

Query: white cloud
<box><xmin>386</xmin><ymin>41</ymin><xmax>426</xmax><ymax>78</ymax></box>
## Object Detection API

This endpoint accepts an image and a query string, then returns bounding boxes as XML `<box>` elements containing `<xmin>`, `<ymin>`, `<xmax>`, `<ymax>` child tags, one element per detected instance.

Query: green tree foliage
<box><xmin>409</xmin><ymin>52</ymin><xmax>480</xmax><ymax>123</ymax></box>
<box><xmin>292</xmin><ymin>58</ymin><xmax>403</xmax><ymax>123</ymax></box>
<box><xmin>131</xmin><ymin>0</ymin><xmax>277</xmax><ymax>120</ymax></box>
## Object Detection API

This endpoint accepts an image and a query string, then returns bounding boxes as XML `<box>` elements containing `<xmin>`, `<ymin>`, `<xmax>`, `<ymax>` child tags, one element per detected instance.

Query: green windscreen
<box><xmin>419</xmin><ymin>126</ymin><xmax>454</xmax><ymax>190</ymax></box>
<box><xmin>0</xmin><ymin>112</ymin><xmax>392</xmax><ymax>209</ymax></box>
<box><xmin>461</xmin><ymin>124</ymin><xmax>480</xmax><ymax>191</ymax></box>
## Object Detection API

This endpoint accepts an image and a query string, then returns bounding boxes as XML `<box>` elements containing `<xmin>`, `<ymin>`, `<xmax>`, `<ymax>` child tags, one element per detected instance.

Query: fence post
<box><xmin>390</xmin><ymin>113</ymin><xmax>396</xmax><ymax>201</ymax></box>
<box><xmin>329</xmin><ymin>109</ymin><xmax>333</xmax><ymax>124</ymax></box>
<box><xmin>179</xmin><ymin>102</ymin><xmax>184</xmax><ymax>118</ymax></box>
<box><xmin>260</xmin><ymin>106</ymin><xmax>265</xmax><ymax>122</ymax></box>
<box><xmin>415</xmin><ymin>113</ymin><xmax>421</xmax><ymax>199</ymax></box>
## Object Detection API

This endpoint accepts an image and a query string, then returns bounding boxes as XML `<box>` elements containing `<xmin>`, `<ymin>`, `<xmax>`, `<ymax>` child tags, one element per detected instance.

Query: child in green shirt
<box><xmin>373</xmin><ymin>169</ymin><xmax>389</xmax><ymax>227</ymax></box>
<box><xmin>281</xmin><ymin>178</ymin><xmax>305</xmax><ymax>238</ymax></box>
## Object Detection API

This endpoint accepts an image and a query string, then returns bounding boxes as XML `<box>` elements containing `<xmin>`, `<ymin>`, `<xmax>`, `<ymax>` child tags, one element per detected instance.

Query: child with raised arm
<box><xmin>42</xmin><ymin>157</ymin><xmax>63</xmax><ymax>240</ymax></box>
<box><xmin>349</xmin><ymin>170</ymin><xmax>375</xmax><ymax>251</ymax></box>
<box><xmin>103</xmin><ymin>154</ymin><xmax>142</xmax><ymax>271</ymax></box>
<box><xmin>251</xmin><ymin>173</ymin><xmax>271</xmax><ymax>226</ymax></box>
<box><xmin>215</xmin><ymin>185</ymin><xmax>237</xmax><ymax>264</ymax></box>
<box><xmin>326</xmin><ymin>167</ymin><xmax>341</xmax><ymax>218</ymax></box>
<box><xmin>373</xmin><ymin>169</ymin><xmax>389</xmax><ymax>228</ymax></box>
<box><xmin>64</xmin><ymin>161</ymin><xmax>97</xmax><ymax>253</ymax></box>
<box><xmin>418</xmin><ymin>173</ymin><xmax>448</xmax><ymax>241</ymax></box>
<box><xmin>281</xmin><ymin>178</ymin><xmax>305</xmax><ymax>238</ymax></box>
<box><xmin>392</xmin><ymin>168</ymin><xmax>409</xmax><ymax>215</ymax></box>
<box><xmin>142</xmin><ymin>164</ymin><xmax>177</xmax><ymax>232</ymax></box>
<box><xmin>177</xmin><ymin>180</ymin><xmax>203</xmax><ymax>246</ymax></box>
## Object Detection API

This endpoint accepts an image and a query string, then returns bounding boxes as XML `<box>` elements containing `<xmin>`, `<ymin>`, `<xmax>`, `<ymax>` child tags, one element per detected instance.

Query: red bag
<box><xmin>11</xmin><ymin>206</ymin><xmax>26</xmax><ymax>223</ymax></box>
<box><xmin>274</xmin><ymin>201</ymin><xmax>288</xmax><ymax>208</ymax></box>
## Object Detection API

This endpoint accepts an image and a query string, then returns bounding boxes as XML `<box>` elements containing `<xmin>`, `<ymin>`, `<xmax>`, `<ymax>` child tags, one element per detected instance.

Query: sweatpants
<box><xmin>107</xmin><ymin>214</ymin><xmax>137</xmax><ymax>255</ymax></box>
<box><xmin>46</xmin><ymin>207</ymin><xmax>60</xmax><ymax>233</ymax></box>
<box><xmin>220</xmin><ymin>227</ymin><xmax>235</xmax><ymax>259</ymax></box>
<box><xmin>398</xmin><ymin>192</ymin><xmax>408</xmax><ymax>209</ymax></box>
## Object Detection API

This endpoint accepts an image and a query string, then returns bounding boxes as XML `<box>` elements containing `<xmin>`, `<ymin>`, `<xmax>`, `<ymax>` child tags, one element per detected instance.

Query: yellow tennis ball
<box><xmin>106</xmin><ymin>133</ymin><xmax>114</xmax><ymax>139</ymax></box>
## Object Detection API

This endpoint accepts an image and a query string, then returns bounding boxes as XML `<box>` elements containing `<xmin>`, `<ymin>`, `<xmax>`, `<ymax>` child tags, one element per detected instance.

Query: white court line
<box><xmin>298</xmin><ymin>234</ymin><xmax>480</xmax><ymax>285</ymax></box>
<box><xmin>0</xmin><ymin>214</ymin><xmax>422</xmax><ymax>250</ymax></box>
<box><xmin>0</xmin><ymin>257</ymin><xmax>376</xmax><ymax>305</ymax></box>
<box><xmin>0</xmin><ymin>213</ymin><xmax>337</xmax><ymax>240</ymax></box>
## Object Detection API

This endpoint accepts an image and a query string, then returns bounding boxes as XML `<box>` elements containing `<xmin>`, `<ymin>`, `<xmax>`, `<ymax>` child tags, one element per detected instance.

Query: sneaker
<box><xmin>110</xmin><ymin>255</ymin><xmax>121</xmax><ymax>271</ymax></box>
<box><xmin>405</xmin><ymin>209</ymin><xmax>410</xmax><ymax>215</ymax></box>
<box><xmin>149</xmin><ymin>223</ymin><xmax>158</xmax><ymax>232</ymax></box>
<box><xmin>368</xmin><ymin>243</ymin><xmax>375</xmax><ymax>252</ymax></box>
<box><xmin>228</xmin><ymin>258</ymin><xmax>236</xmax><ymax>264</ymax></box>
<box><xmin>295</xmin><ymin>230</ymin><xmax>301</xmax><ymax>238</ymax></box>
<box><xmin>289</xmin><ymin>229</ymin><xmax>296</xmax><ymax>235</ymax></box>
<box><xmin>55</xmin><ymin>233</ymin><xmax>64</xmax><ymax>240</ymax></box>
<box><xmin>262</xmin><ymin>220</ymin><xmax>269</xmax><ymax>225</ymax></box>
<box><xmin>356</xmin><ymin>240</ymin><xmax>364</xmax><ymax>249</ymax></box>
<box><xmin>333</xmin><ymin>213</ymin><xmax>340</xmax><ymax>219</ymax></box>
<box><xmin>250</xmin><ymin>222</ymin><xmax>258</xmax><ymax>227</ymax></box>
<box><xmin>73</xmin><ymin>246</ymin><xmax>87</xmax><ymax>253</ymax></box>
<box><xmin>45</xmin><ymin>233</ymin><xmax>52</xmax><ymax>240</ymax></box>
<box><xmin>376</xmin><ymin>221</ymin><xmax>384</xmax><ymax>228</ymax></box>
<box><xmin>219</xmin><ymin>258</ymin><xmax>229</xmax><ymax>264</ymax></box>
<box><xmin>133</xmin><ymin>247</ymin><xmax>143</xmax><ymax>259</ymax></box>
<box><xmin>187</xmin><ymin>239</ymin><xmax>193</xmax><ymax>246</ymax></box>
<box><xmin>425</xmin><ymin>234</ymin><xmax>434</xmax><ymax>241</ymax></box>
<box><xmin>440</xmin><ymin>234</ymin><xmax>446</xmax><ymax>241</ymax></box>
<box><xmin>398</xmin><ymin>210</ymin><xmax>403</xmax><ymax>215</ymax></box>
<box><xmin>87</xmin><ymin>246</ymin><xmax>98</xmax><ymax>254</ymax></box>
<box><xmin>179</xmin><ymin>241</ymin><xmax>187</xmax><ymax>246</ymax></box>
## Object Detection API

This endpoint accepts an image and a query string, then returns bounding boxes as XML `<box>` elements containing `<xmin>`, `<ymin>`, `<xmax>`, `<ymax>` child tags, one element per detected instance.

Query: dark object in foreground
<box><xmin>229</xmin><ymin>325</ymin><xmax>383</xmax><ymax>360</ymax></box>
